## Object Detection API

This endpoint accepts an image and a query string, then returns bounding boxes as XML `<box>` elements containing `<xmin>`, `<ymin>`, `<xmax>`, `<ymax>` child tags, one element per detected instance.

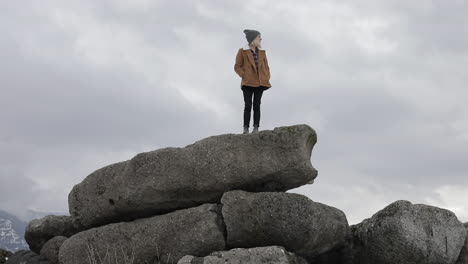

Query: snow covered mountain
<box><xmin>0</xmin><ymin>210</ymin><xmax>29</xmax><ymax>252</ymax></box>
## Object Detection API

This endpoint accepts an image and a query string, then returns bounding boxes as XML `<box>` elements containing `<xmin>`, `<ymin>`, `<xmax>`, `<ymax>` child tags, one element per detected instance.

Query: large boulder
<box><xmin>59</xmin><ymin>204</ymin><xmax>226</xmax><ymax>264</ymax></box>
<box><xmin>177</xmin><ymin>246</ymin><xmax>308</xmax><ymax>264</ymax></box>
<box><xmin>69</xmin><ymin>124</ymin><xmax>318</xmax><ymax>229</ymax></box>
<box><xmin>5</xmin><ymin>250</ymin><xmax>49</xmax><ymax>264</ymax></box>
<box><xmin>456</xmin><ymin>222</ymin><xmax>468</xmax><ymax>264</ymax></box>
<box><xmin>351</xmin><ymin>200</ymin><xmax>466</xmax><ymax>264</ymax></box>
<box><xmin>40</xmin><ymin>236</ymin><xmax>67</xmax><ymax>264</ymax></box>
<box><xmin>221</xmin><ymin>190</ymin><xmax>349</xmax><ymax>261</ymax></box>
<box><xmin>25</xmin><ymin>215</ymin><xmax>79</xmax><ymax>254</ymax></box>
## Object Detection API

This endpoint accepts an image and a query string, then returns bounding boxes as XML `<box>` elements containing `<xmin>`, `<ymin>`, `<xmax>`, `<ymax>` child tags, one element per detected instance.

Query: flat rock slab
<box><xmin>59</xmin><ymin>204</ymin><xmax>226</xmax><ymax>264</ymax></box>
<box><xmin>178</xmin><ymin>246</ymin><xmax>308</xmax><ymax>264</ymax></box>
<box><xmin>25</xmin><ymin>215</ymin><xmax>79</xmax><ymax>254</ymax></box>
<box><xmin>221</xmin><ymin>190</ymin><xmax>349</xmax><ymax>261</ymax></box>
<box><xmin>69</xmin><ymin>124</ymin><xmax>318</xmax><ymax>229</ymax></box>
<box><xmin>351</xmin><ymin>200</ymin><xmax>467</xmax><ymax>264</ymax></box>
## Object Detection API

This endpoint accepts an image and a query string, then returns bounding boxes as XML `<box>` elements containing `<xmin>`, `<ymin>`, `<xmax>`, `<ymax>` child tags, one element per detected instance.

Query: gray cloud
<box><xmin>1</xmin><ymin>0</ymin><xmax>467</xmax><ymax>225</ymax></box>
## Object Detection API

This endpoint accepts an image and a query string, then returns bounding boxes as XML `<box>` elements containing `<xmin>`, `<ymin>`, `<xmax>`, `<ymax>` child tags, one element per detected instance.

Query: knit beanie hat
<box><xmin>243</xmin><ymin>29</ymin><xmax>261</xmax><ymax>44</ymax></box>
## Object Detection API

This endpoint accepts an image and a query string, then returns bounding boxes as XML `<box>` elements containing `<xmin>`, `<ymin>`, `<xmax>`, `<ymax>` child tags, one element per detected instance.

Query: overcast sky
<box><xmin>1</xmin><ymin>0</ymin><xmax>467</xmax><ymax>225</ymax></box>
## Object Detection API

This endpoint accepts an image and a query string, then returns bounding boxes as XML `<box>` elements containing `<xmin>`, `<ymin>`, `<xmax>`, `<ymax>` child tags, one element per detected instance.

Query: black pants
<box><xmin>242</xmin><ymin>85</ymin><xmax>265</xmax><ymax>127</ymax></box>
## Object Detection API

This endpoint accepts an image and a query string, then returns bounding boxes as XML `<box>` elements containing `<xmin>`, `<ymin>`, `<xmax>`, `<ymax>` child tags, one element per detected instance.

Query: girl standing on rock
<box><xmin>234</xmin><ymin>29</ymin><xmax>272</xmax><ymax>134</ymax></box>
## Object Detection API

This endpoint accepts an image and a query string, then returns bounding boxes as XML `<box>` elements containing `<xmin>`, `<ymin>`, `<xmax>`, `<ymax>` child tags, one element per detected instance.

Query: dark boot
<box><xmin>243</xmin><ymin>126</ymin><xmax>249</xmax><ymax>134</ymax></box>
<box><xmin>252</xmin><ymin>125</ymin><xmax>259</xmax><ymax>133</ymax></box>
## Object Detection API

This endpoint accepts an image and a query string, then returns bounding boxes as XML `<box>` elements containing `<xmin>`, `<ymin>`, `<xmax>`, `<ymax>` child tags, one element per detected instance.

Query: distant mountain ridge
<box><xmin>18</xmin><ymin>209</ymin><xmax>68</xmax><ymax>223</ymax></box>
<box><xmin>0</xmin><ymin>210</ymin><xmax>29</xmax><ymax>252</ymax></box>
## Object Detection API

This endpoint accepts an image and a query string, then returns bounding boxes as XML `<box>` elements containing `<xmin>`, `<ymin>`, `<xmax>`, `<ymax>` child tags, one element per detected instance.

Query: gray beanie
<box><xmin>243</xmin><ymin>29</ymin><xmax>261</xmax><ymax>44</ymax></box>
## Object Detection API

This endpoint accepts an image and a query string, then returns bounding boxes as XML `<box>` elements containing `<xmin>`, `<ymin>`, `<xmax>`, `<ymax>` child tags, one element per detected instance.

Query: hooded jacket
<box><xmin>234</xmin><ymin>45</ymin><xmax>271</xmax><ymax>89</ymax></box>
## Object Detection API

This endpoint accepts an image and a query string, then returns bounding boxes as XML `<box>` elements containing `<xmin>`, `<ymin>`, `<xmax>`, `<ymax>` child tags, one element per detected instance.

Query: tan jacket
<box><xmin>234</xmin><ymin>46</ymin><xmax>272</xmax><ymax>89</ymax></box>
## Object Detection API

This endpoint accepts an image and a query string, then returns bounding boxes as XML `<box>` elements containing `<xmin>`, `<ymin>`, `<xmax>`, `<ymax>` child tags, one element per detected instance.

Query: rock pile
<box><xmin>9</xmin><ymin>124</ymin><xmax>468</xmax><ymax>264</ymax></box>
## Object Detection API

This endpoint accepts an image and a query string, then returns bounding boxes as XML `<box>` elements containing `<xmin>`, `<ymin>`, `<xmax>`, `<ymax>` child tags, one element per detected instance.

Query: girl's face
<box><xmin>251</xmin><ymin>35</ymin><xmax>262</xmax><ymax>47</ymax></box>
<box><xmin>256</xmin><ymin>35</ymin><xmax>262</xmax><ymax>42</ymax></box>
